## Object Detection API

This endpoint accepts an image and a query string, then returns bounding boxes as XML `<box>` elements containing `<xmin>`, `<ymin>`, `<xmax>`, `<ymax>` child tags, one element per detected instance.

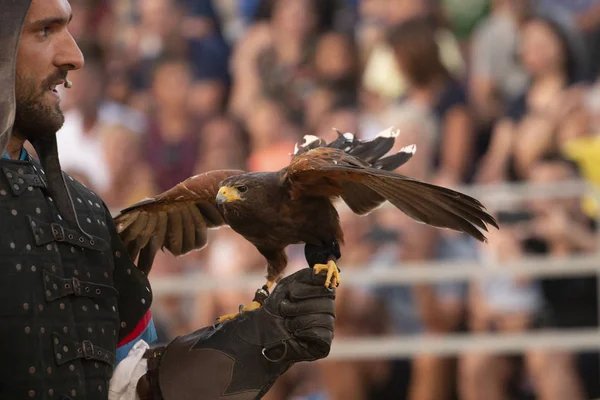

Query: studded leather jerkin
<box><xmin>0</xmin><ymin>156</ymin><xmax>152</xmax><ymax>400</ymax></box>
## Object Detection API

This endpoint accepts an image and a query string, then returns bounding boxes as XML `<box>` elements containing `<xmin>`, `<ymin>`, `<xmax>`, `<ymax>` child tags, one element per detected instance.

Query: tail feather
<box><xmin>363</xmin><ymin>173</ymin><xmax>496</xmax><ymax>242</ymax></box>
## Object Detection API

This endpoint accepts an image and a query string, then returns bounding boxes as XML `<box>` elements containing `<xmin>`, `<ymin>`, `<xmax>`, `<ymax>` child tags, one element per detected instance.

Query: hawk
<box><xmin>114</xmin><ymin>127</ymin><xmax>498</xmax><ymax>321</ymax></box>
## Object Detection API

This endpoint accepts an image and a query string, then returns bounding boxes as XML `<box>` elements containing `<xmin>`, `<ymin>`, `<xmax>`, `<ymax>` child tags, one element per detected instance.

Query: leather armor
<box><xmin>0</xmin><ymin>155</ymin><xmax>151</xmax><ymax>400</ymax></box>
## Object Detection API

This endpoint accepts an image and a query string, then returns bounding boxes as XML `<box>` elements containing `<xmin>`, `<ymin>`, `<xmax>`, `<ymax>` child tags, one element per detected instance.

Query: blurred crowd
<box><xmin>48</xmin><ymin>0</ymin><xmax>600</xmax><ymax>398</ymax></box>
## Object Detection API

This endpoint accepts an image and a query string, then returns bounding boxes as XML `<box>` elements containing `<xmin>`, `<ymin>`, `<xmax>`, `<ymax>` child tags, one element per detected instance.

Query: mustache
<box><xmin>42</xmin><ymin>70</ymin><xmax>68</xmax><ymax>90</ymax></box>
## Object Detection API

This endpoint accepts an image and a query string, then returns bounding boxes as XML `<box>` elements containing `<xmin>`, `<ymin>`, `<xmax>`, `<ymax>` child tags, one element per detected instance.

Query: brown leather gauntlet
<box><xmin>137</xmin><ymin>267</ymin><xmax>335</xmax><ymax>400</ymax></box>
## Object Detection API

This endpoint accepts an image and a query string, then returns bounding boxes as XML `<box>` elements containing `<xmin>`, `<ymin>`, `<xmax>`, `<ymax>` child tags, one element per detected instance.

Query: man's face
<box><xmin>13</xmin><ymin>0</ymin><xmax>84</xmax><ymax>140</ymax></box>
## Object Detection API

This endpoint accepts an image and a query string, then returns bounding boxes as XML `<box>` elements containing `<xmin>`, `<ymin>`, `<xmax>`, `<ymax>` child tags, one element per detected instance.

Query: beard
<box><xmin>13</xmin><ymin>71</ymin><xmax>66</xmax><ymax>141</ymax></box>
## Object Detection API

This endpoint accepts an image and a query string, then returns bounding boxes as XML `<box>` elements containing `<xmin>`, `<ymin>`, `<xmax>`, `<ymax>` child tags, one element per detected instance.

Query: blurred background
<box><xmin>48</xmin><ymin>0</ymin><xmax>600</xmax><ymax>398</ymax></box>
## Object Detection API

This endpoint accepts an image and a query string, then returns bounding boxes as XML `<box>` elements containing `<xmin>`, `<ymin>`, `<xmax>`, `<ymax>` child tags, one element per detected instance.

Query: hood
<box><xmin>0</xmin><ymin>0</ymin><xmax>92</xmax><ymax>238</ymax></box>
<box><xmin>0</xmin><ymin>0</ymin><xmax>32</xmax><ymax>155</ymax></box>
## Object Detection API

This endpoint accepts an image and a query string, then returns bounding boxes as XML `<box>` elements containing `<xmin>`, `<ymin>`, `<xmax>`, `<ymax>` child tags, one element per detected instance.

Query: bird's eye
<box><xmin>238</xmin><ymin>185</ymin><xmax>248</xmax><ymax>193</ymax></box>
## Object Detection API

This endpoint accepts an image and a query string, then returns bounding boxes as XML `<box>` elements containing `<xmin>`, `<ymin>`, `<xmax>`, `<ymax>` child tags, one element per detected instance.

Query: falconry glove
<box><xmin>137</xmin><ymin>267</ymin><xmax>336</xmax><ymax>400</ymax></box>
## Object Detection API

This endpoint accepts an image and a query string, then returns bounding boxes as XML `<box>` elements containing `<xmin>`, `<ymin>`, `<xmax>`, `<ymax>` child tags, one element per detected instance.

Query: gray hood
<box><xmin>0</xmin><ymin>0</ymin><xmax>92</xmax><ymax>238</ymax></box>
<box><xmin>0</xmin><ymin>0</ymin><xmax>32</xmax><ymax>155</ymax></box>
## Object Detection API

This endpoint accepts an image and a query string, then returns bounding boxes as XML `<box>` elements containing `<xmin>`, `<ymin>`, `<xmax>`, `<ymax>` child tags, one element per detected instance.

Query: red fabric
<box><xmin>117</xmin><ymin>309</ymin><xmax>153</xmax><ymax>348</ymax></box>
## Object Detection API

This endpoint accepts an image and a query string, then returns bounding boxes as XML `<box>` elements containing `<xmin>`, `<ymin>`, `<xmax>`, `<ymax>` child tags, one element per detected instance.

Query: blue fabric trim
<box><xmin>114</xmin><ymin>318</ymin><xmax>158</xmax><ymax>366</ymax></box>
<box><xmin>2</xmin><ymin>147</ymin><xmax>28</xmax><ymax>160</ymax></box>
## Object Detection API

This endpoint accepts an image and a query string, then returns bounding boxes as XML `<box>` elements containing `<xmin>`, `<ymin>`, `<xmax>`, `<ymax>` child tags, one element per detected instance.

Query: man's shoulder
<box><xmin>29</xmin><ymin>155</ymin><xmax>108</xmax><ymax>212</ymax></box>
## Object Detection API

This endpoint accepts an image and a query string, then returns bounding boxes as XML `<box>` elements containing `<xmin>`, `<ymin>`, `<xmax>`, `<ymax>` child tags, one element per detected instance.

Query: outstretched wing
<box><xmin>283</xmin><ymin>147</ymin><xmax>498</xmax><ymax>242</ymax></box>
<box><xmin>113</xmin><ymin>169</ymin><xmax>245</xmax><ymax>273</ymax></box>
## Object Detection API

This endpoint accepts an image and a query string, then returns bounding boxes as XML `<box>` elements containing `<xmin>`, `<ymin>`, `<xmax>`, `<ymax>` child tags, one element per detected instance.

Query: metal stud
<box><xmin>28</xmin><ymin>390</ymin><xmax>34</xmax><ymax>397</ymax></box>
<box><xmin>11</xmin><ymin>209</ymin><xmax>17</xmax><ymax>216</ymax></box>
<box><xmin>115</xmin><ymin>251</ymin><xmax>121</xmax><ymax>258</ymax></box>
<box><xmin>69</xmin><ymin>364</ymin><xmax>74</xmax><ymax>372</ymax></box>
<box><xmin>30</xmin><ymin>265</ymin><xmax>36</xmax><ymax>272</ymax></box>
<box><xmin>63</xmin><ymin>326</ymin><xmax>68</xmax><ymax>333</ymax></box>
<box><xmin>94</xmin><ymin>362</ymin><xmax>99</xmax><ymax>368</ymax></box>
<box><xmin>46</xmin><ymin>244</ymin><xmax>52</xmax><ymax>251</ymax></box>
<box><xmin>95</xmin><ymin>202</ymin><xmax>100</xmax><ymax>208</ymax></box>
<box><xmin>46</xmin><ymin>367</ymin><xmax>52</xmax><ymax>374</ymax></box>
<box><xmin>57</xmin><ymin>214</ymin><xmax>62</xmax><ymax>220</ymax></box>
<box><xmin>24</xmin><ymin>326</ymin><xmax>30</xmax><ymax>334</ymax></box>
<box><xmin>71</xmin><ymin>389</ymin><xmax>76</xmax><ymax>396</ymax></box>
<box><xmin>52</xmin><ymin>284</ymin><xmax>58</xmax><ymax>290</ymax></box>
<box><xmin>86</xmin><ymin>218</ymin><xmax>91</xmax><ymax>223</ymax></box>
<box><xmin>87</xmin><ymin>327</ymin><xmax>92</xmax><ymax>333</ymax></box>
<box><xmin>26</xmin><ymin>244</ymin><xmax>31</xmax><ymax>251</ymax></box>
<box><xmin>31</xmin><ymin>221</ymin><xmax>36</xmax><ymax>227</ymax></box>
<box><xmin>23</xmin><ymin>303</ymin><xmax>29</xmax><ymax>310</ymax></box>
<box><xmin>35</xmin><ymin>207</ymin><xmax>41</xmax><ymax>214</ymax></box>
<box><xmin>104</xmin><ymin>272</ymin><xmax>109</xmax><ymax>279</ymax></box>
<box><xmin>59</xmin><ymin>303</ymin><xmax>65</xmax><ymax>310</ymax></box>
<box><xmin>56</xmin><ymin>353</ymin><xmax>61</xmax><ymax>360</ymax></box>
<box><xmin>53</xmin><ymin>338</ymin><xmax>59</xmax><ymax>345</ymax></box>
<box><xmin>127</xmin><ymin>268</ymin><xmax>131</xmax><ymax>275</ymax></box>
<box><xmin>9</xmin><ymin>242</ymin><xmax>15</xmax><ymax>249</ymax></box>
<box><xmin>17</xmin><ymin>168</ymin><xmax>23</xmax><ymax>175</ymax></box>
<box><xmin>38</xmin><ymin>304</ymin><xmax>43</xmax><ymax>311</ymax></box>
<box><xmin>121</xmin><ymin>321</ymin><xmax>126</xmax><ymax>328</ymax></box>
<box><xmin>40</xmin><ymin>327</ymin><xmax>45</xmax><ymax>334</ymax></box>
<box><xmin>112</xmin><ymin>306</ymin><xmax>116</xmax><ymax>312</ymax></box>
<box><xmin>95</xmin><ymin>304</ymin><xmax>99</xmax><ymax>310</ymax></box>
<box><xmin>27</xmin><ymin>186</ymin><xmax>33</xmax><ymax>192</ymax></box>
<box><xmin>16</xmin><ymin>264</ymin><xmax>21</xmax><ymax>271</ymax></box>
<box><xmin>70</xmin><ymin>247</ymin><xmax>75</xmax><ymax>253</ymax></box>
<box><xmin>51</xmin><ymin>265</ymin><xmax>56</xmax><ymax>272</ymax></box>
<box><xmin>12</xmin><ymin>184</ymin><xmax>18</xmax><ymax>191</ymax></box>
<box><xmin>98</xmin><ymin>385</ymin><xmax>103</xmax><ymax>392</ymax></box>
<box><xmin>74</xmin><ymin>270</ymin><xmax>79</xmax><ymax>276</ymax></box>
<box><xmin>77</xmin><ymin>198</ymin><xmax>82</xmax><ymax>203</ymax></box>
<box><xmin>88</xmin><ymin>200</ymin><xmax>93</xmax><ymax>205</ymax></box>
<box><xmin>63</xmin><ymin>345</ymin><xmax>68</xmax><ymax>352</ymax></box>
<box><xmin>5</xmin><ymin>172</ymin><xmax>12</xmax><ymax>178</ymax></box>
<box><xmin>82</xmin><ymin>306</ymin><xmax>87</xmax><ymax>312</ymax></box>
<box><xmin>48</xmin><ymin>389</ymin><xmax>54</xmax><ymax>395</ymax></box>
<box><xmin>141</xmin><ymin>299</ymin><xmax>146</xmax><ymax>304</ymax></box>
<box><xmin>28</xmin><ymin>366</ymin><xmax>35</xmax><ymax>374</ymax></box>
<box><xmin>0</xmin><ymin>189</ymin><xmax>6</xmax><ymax>195</ymax></box>
<box><xmin>45</xmin><ymin>290</ymin><xmax>51</xmax><ymax>297</ymax></box>
<box><xmin>48</xmin><ymin>197</ymin><xmax>53</xmax><ymax>202</ymax></box>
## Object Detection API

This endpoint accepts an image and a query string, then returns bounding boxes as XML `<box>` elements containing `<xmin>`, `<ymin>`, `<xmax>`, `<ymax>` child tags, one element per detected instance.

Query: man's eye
<box><xmin>40</xmin><ymin>26</ymin><xmax>51</xmax><ymax>36</ymax></box>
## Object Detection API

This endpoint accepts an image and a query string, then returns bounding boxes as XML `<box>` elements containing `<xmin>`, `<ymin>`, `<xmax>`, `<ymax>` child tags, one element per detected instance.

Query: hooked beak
<box><xmin>216</xmin><ymin>186</ymin><xmax>241</xmax><ymax>206</ymax></box>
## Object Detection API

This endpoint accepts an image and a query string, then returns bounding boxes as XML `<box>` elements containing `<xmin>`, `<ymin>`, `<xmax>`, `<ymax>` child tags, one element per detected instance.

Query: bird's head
<box><xmin>216</xmin><ymin>173</ymin><xmax>271</xmax><ymax>207</ymax></box>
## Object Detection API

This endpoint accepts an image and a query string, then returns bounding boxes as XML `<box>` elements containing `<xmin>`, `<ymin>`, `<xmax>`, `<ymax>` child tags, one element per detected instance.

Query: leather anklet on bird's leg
<box><xmin>215</xmin><ymin>281</ymin><xmax>275</xmax><ymax>323</ymax></box>
<box><xmin>313</xmin><ymin>260</ymin><xmax>340</xmax><ymax>288</ymax></box>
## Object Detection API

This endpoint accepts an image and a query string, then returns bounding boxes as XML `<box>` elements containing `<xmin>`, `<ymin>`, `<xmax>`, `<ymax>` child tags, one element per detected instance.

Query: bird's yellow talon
<box><xmin>216</xmin><ymin>300</ymin><xmax>263</xmax><ymax>323</ymax></box>
<box><xmin>313</xmin><ymin>260</ymin><xmax>340</xmax><ymax>288</ymax></box>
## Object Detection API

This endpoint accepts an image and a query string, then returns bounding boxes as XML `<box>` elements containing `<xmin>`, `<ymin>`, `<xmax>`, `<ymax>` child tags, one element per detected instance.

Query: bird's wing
<box><xmin>113</xmin><ymin>169</ymin><xmax>245</xmax><ymax>273</ymax></box>
<box><xmin>282</xmin><ymin>147</ymin><xmax>498</xmax><ymax>242</ymax></box>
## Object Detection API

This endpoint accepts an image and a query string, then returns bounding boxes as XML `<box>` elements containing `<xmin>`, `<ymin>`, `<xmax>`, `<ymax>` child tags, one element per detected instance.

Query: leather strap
<box><xmin>137</xmin><ymin>346</ymin><xmax>167</xmax><ymax>400</ymax></box>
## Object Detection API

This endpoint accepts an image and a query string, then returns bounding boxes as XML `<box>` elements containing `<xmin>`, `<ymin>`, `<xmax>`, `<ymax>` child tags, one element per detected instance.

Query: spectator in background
<box><xmin>245</xmin><ymin>96</ymin><xmax>299</xmax><ymax>172</ymax></box>
<box><xmin>144</xmin><ymin>56</ymin><xmax>200</xmax><ymax>192</ymax></box>
<box><xmin>476</xmin><ymin>13</ymin><xmax>590</xmax><ymax>184</ymax></box>
<box><xmin>461</xmin><ymin>155</ymin><xmax>595</xmax><ymax>400</ymax></box>
<box><xmin>57</xmin><ymin>43</ymin><xmax>112</xmax><ymax>194</ymax></box>
<box><xmin>99</xmin><ymin>123</ymin><xmax>156</xmax><ymax>210</ymax></box>
<box><xmin>469</xmin><ymin>0</ymin><xmax>532</xmax><ymax>126</ymax></box>
<box><xmin>388</xmin><ymin>17</ymin><xmax>475</xmax><ymax>185</ymax></box>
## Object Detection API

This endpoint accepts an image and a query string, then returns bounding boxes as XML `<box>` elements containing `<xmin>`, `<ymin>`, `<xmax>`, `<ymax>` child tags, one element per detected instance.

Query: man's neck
<box><xmin>5</xmin><ymin>135</ymin><xmax>26</xmax><ymax>160</ymax></box>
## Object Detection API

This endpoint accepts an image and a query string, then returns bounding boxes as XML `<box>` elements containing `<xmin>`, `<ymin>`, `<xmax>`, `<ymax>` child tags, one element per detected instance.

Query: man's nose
<box><xmin>55</xmin><ymin>33</ymin><xmax>85</xmax><ymax>72</ymax></box>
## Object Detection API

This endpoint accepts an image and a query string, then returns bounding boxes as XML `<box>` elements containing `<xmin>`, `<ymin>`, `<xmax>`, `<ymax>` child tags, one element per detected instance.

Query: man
<box><xmin>0</xmin><ymin>1</ymin><xmax>336</xmax><ymax>399</ymax></box>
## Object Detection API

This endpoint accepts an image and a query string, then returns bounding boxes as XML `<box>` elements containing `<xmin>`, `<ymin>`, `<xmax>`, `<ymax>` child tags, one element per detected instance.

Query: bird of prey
<box><xmin>114</xmin><ymin>127</ymin><xmax>498</xmax><ymax>321</ymax></box>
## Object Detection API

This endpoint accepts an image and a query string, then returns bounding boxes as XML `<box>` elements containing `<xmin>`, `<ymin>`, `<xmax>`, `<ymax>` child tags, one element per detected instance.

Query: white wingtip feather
<box><xmin>301</xmin><ymin>135</ymin><xmax>320</xmax><ymax>147</ymax></box>
<box><xmin>343</xmin><ymin>132</ymin><xmax>354</xmax><ymax>140</ymax></box>
<box><xmin>400</xmin><ymin>144</ymin><xmax>417</xmax><ymax>154</ymax></box>
<box><xmin>377</xmin><ymin>126</ymin><xmax>400</xmax><ymax>138</ymax></box>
